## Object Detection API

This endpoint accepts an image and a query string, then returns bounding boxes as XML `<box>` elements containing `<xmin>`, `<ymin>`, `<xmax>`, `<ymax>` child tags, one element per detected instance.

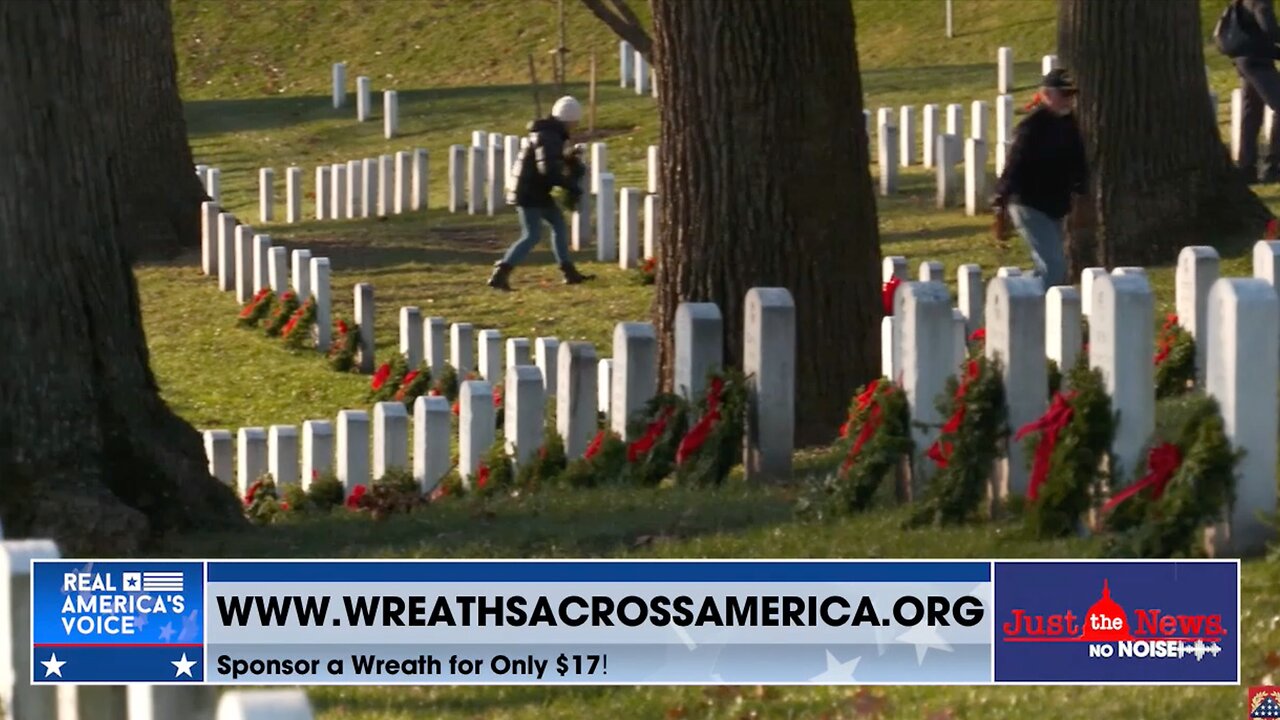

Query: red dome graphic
<box><xmin>1080</xmin><ymin>579</ymin><xmax>1133</xmax><ymax>641</ymax></box>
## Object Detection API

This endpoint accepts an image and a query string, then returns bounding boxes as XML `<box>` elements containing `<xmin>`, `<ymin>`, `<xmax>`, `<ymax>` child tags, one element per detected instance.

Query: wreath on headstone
<box><xmin>264</xmin><ymin>290</ymin><xmax>301</xmax><ymax>337</ymax></box>
<box><xmin>432</xmin><ymin>364</ymin><xmax>461</xmax><ymax>402</ymax></box>
<box><xmin>394</xmin><ymin>365</ymin><xmax>434</xmax><ymax>408</ymax></box>
<box><xmin>1102</xmin><ymin>392</ymin><xmax>1239</xmax><ymax>557</ymax></box>
<box><xmin>328</xmin><ymin>318</ymin><xmax>360</xmax><ymax>371</ymax></box>
<box><xmin>343</xmin><ymin>469</ymin><xmax>427</xmax><ymax>520</ymax></box>
<box><xmin>621</xmin><ymin>393</ymin><xmax>690</xmax><ymax>486</ymax></box>
<box><xmin>672</xmin><ymin>369</ymin><xmax>748</xmax><ymax>486</ymax></box>
<box><xmin>281</xmin><ymin>298</ymin><xmax>316</xmax><ymax>349</ymax></box>
<box><xmin>237</xmin><ymin>288</ymin><xmax>275</xmax><ymax>329</ymax></box>
<box><xmin>368</xmin><ymin>354</ymin><xmax>409</xmax><ymax>403</ymax></box>
<box><xmin>634</xmin><ymin>257</ymin><xmax>657</xmax><ymax>286</ymax></box>
<box><xmin>907</xmin><ymin>356</ymin><xmax>1008</xmax><ymax>527</ymax></box>
<box><xmin>812</xmin><ymin>378</ymin><xmax>913</xmax><ymax>515</ymax></box>
<box><xmin>1016</xmin><ymin>357</ymin><xmax>1114</xmax><ymax>539</ymax></box>
<box><xmin>560</xmin><ymin>429</ymin><xmax>627</xmax><ymax>487</ymax></box>
<box><xmin>516</xmin><ymin>429</ymin><xmax>569</xmax><ymax>491</ymax></box>
<box><xmin>1153</xmin><ymin>313</ymin><xmax>1196</xmax><ymax>399</ymax></box>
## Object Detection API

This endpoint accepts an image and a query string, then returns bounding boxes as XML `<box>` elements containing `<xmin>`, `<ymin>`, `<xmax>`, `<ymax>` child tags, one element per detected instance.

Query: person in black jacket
<box><xmin>487</xmin><ymin>95</ymin><xmax>593</xmax><ymax>291</ymax></box>
<box><xmin>991</xmin><ymin>69</ymin><xmax>1087</xmax><ymax>289</ymax></box>
<box><xmin>1225</xmin><ymin>0</ymin><xmax>1280</xmax><ymax>183</ymax></box>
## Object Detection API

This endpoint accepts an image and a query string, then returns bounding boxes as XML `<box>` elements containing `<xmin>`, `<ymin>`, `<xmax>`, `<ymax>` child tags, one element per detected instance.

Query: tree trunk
<box><xmin>0</xmin><ymin>1</ymin><xmax>245</xmax><ymax>555</ymax></box>
<box><xmin>651</xmin><ymin>0</ymin><xmax>881</xmax><ymax>448</ymax></box>
<box><xmin>1058</xmin><ymin>0</ymin><xmax>1271</xmax><ymax>273</ymax></box>
<box><xmin>92</xmin><ymin>0</ymin><xmax>206</xmax><ymax>262</ymax></box>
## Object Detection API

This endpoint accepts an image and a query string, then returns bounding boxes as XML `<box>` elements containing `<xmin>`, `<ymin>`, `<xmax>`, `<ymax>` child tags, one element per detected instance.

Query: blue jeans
<box><xmin>1008</xmin><ymin>203</ymin><xmax>1067</xmax><ymax>287</ymax></box>
<box><xmin>502</xmin><ymin>204</ymin><xmax>570</xmax><ymax>266</ymax></box>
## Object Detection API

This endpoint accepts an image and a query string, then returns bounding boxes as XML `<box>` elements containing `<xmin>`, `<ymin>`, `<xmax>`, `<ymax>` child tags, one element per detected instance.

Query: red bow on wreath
<box><xmin>926</xmin><ymin>360</ymin><xmax>980</xmax><ymax>468</ymax></box>
<box><xmin>841</xmin><ymin>380</ymin><xmax>888</xmax><ymax>473</ymax></box>
<box><xmin>627</xmin><ymin>406</ymin><xmax>676</xmax><ymax>463</ymax></box>
<box><xmin>968</xmin><ymin>328</ymin><xmax>985</xmax><ymax>344</ymax></box>
<box><xmin>1101</xmin><ymin>443</ymin><xmax>1182</xmax><ymax>513</ymax></box>
<box><xmin>1153</xmin><ymin>314</ymin><xmax>1178</xmax><ymax>366</ymax></box>
<box><xmin>584</xmin><ymin>429</ymin><xmax>606</xmax><ymax>460</ymax></box>
<box><xmin>1014</xmin><ymin>391</ymin><xmax>1077</xmax><ymax>501</ymax></box>
<box><xmin>882</xmin><ymin>277</ymin><xmax>902</xmax><ymax>316</ymax></box>
<box><xmin>676</xmin><ymin>377</ymin><xmax>726</xmax><ymax>464</ymax></box>
<box><xmin>839</xmin><ymin>379</ymin><xmax>881</xmax><ymax>438</ymax></box>
<box><xmin>344</xmin><ymin>484</ymin><xmax>367</xmax><ymax>509</ymax></box>
<box><xmin>371</xmin><ymin>363</ymin><xmax>392</xmax><ymax>390</ymax></box>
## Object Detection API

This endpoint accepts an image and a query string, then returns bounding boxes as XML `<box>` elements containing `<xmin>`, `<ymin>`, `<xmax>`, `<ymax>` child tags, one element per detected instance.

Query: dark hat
<box><xmin>1042</xmin><ymin>68</ymin><xmax>1077</xmax><ymax>92</ymax></box>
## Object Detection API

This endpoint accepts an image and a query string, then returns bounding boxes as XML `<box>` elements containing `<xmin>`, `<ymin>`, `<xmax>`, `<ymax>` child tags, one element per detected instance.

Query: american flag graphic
<box><xmin>141</xmin><ymin>571</ymin><xmax>183</xmax><ymax>593</ymax></box>
<box><xmin>1250</xmin><ymin>688</ymin><xmax>1280</xmax><ymax>718</ymax></box>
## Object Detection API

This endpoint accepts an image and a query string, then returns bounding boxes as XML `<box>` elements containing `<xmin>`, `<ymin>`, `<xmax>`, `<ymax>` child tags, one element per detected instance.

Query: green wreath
<box><xmin>672</xmin><ymin>369</ymin><xmax>748</xmax><ymax>486</ymax></box>
<box><xmin>1154</xmin><ymin>314</ymin><xmax>1196</xmax><ymax>399</ymax></box>
<box><xmin>823</xmin><ymin>378</ymin><xmax>912</xmax><ymax>514</ymax></box>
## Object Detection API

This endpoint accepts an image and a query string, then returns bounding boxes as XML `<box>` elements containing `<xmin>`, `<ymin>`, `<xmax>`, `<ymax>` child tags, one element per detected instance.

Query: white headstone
<box><xmin>882</xmin><ymin>256</ymin><xmax>908</xmax><ymax>282</ymax></box>
<box><xmin>392</xmin><ymin>151</ymin><xmax>410</xmax><ymax>215</ymax></box>
<box><xmin>997</xmin><ymin>47</ymin><xmax>1014</xmax><ymax>94</ymax></box>
<box><xmin>258</xmin><ymin>168</ymin><xmax>274</xmax><ymax>222</ymax></box>
<box><xmin>996</xmin><ymin>94</ymin><xmax>1014</xmax><ymax>143</ymax></box>
<box><xmin>743</xmin><ymin>288</ymin><xmax>796</xmax><ymax>482</ymax></box>
<box><xmin>620</xmin><ymin>40</ymin><xmax>634</xmax><ymax>87</ymax></box>
<box><xmin>1045</xmin><ymin>285</ymin><xmax>1082</xmax><ymax>373</ymax></box>
<box><xmin>268</xmin><ymin>425</ymin><xmax>300</xmax><ymax>486</ymax></box>
<box><xmin>450</xmin><ymin>322</ymin><xmax>474</xmax><ymax>374</ymax></box>
<box><xmin>301</xmin><ymin>420</ymin><xmax>333</xmax><ymax>488</ymax></box>
<box><xmin>997</xmin><ymin>267</ymin><xmax>1022</xmax><ymax>277</ymax></box>
<box><xmin>356</xmin><ymin>75</ymin><xmax>371</xmax><ymax>121</ymax></box>
<box><xmin>412</xmin><ymin>148</ymin><xmax>428</xmax><ymax>212</ymax></box>
<box><xmin>201</xmin><ymin>201</ymin><xmax>219</xmax><ymax>275</ymax></box>
<box><xmin>206</xmin><ymin>167</ymin><xmax>221</xmax><ymax>204</ymax></box>
<box><xmin>897</xmin><ymin>282</ymin><xmax>953</xmax><ymax>483</ymax></box>
<box><xmin>1090</xmin><ymin>273</ymin><xmax>1155</xmax><ymax>483</ymax></box>
<box><xmin>361</xmin><ymin>157</ymin><xmax>376</xmax><ymax>218</ymax></box>
<box><xmin>486</xmin><ymin>146</ymin><xmax>504</xmax><ymax>216</ymax></box>
<box><xmin>635</xmin><ymin>51</ymin><xmax>649</xmax><ymax>95</ymax></box>
<box><xmin>0</xmin><ymin>540</ymin><xmax>60</xmax><ymax>720</ymax></box>
<box><xmin>899</xmin><ymin>106</ymin><xmax>916</xmax><ymax>167</ymax></box>
<box><xmin>126</xmin><ymin>685</ymin><xmax>218</xmax><ymax>720</ymax></box>
<box><xmin>217</xmin><ymin>213</ymin><xmax>236</xmax><ymax>292</ymax></box>
<box><xmin>336</xmin><ymin>410</ymin><xmax>370</xmax><ymax>495</ymax></box>
<box><xmin>330</xmin><ymin>162</ymin><xmax>347</xmax><ymax>220</ymax></box>
<box><xmin>557</xmin><ymin>342</ymin><xmax>598</xmax><ymax>458</ymax></box>
<box><xmin>535</xmin><ymin>337</ymin><xmax>560</xmax><ymax>397</ymax></box>
<box><xmin>400</xmin><ymin>307</ymin><xmax>422</xmax><ymax>368</ymax></box>
<box><xmin>203</xmin><ymin>429</ymin><xmax>233</xmax><ymax>485</ymax></box>
<box><xmin>918</xmin><ymin>261</ymin><xmax>945</xmax><ymax>283</ymax></box>
<box><xmin>970</xmin><ymin>100</ymin><xmax>988</xmax><ymax>142</ymax></box>
<box><xmin>1252</xmin><ymin>240</ymin><xmax>1280</xmax><ymax>291</ymax></box>
<box><xmin>383</xmin><ymin>90</ymin><xmax>398</xmax><ymax>139</ymax></box>
<box><xmin>643</xmin><ymin>194</ymin><xmax>660</xmax><ymax>260</ymax></box>
<box><xmin>291</xmin><ymin>249</ymin><xmax>311</xmax><ymax>302</ymax></box>
<box><xmin>936</xmin><ymin>134</ymin><xmax>961</xmax><ymax>209</ymax></box>
<box><xmin>478</xmin><ymin>329</ymin><xmax>503</xmax><ymax>381</ymax></box>
<box><xmin>598</xmin><ymin>358</ymin><xmax>613</xmax><ymax>418</ymax></box>
<box><xmin>951</xmin><ymin>308</ymin><xmax>968</xmax><ymax>371</ymax></box>
<box><xmin>459</xmin><ymin>380</ymin><xmax>495</xmax><ymax>486</ymax></box>
<box><xmin>1268</xmin><ymin>105</ymin><xmax>1276</xmax><ymax>145</ymax></box>
<box><xmin>372</xmin><ymin>402</ymin><xmax>409</xmax><ymax>480</ymax></box>
<box><xmin>571</xmin><ymin>187</ymin><xmax>592</xmax><ymax>252</ymax></box>
<box><xmin>1205</xmin><ymin>278</ymin><xmax>1279</xmax><ymax>556</ymax></box>
<box><xmin>468</xmin><ymin>146</ymin><xmax>486</xmax><ymax>216</ymax></box>
<box><xmin>878</xmin><ymin>123</ymin><xmax>899</xmax><ymax>195</ymax></box>
<box><xmin>986</xmin><ymin>276</ymin><xmax>1047</xmax><ymax>498</ymax></box>
<box><xmin>332</xmin><ymin>62</ymin><xmax>346</xmax><ymax>108</ymax></box>
<box><xmin>472</xmin><ymin>130</ymin><xmax>488</xmax><ymax>148</ymax></box>
<box><xmin>505</xmin><ymin>365</ymin><xmax>545</xmax><ymax>468</ymax></box>
<box><xmin>506</xmin><ymin>338</ymin><xmax>532</xmax><ymax>368</ymax></box>
<box><xmin>448</xmin><ymin>145</ymin><xmax>466</xmax><ymax>213</ymax></box>
<box><xmin>590</xmin><ymin>143</ymin><xmax>608</xmax><ymax>194</ymax></box>
<box><xmin>964</xmin><ymin>137</ymin><xmax>987</xmax><ymax>216</ymax></box>
<box><xmin>378</xmin><ymin>154</ymin><xmax>394</xmax><ymax>216</ymax></box>
<box><xmin>354</xmin><ymin>283</ymin><xmax>374</xmax><ymax>373</ymax></box>
<box><xmin>413</xmin><ymin>395</ymin><xmax>451</xmax><ymax>492</ymax></box>
<box><xmin>675</xmin><ymin>302</ymin><xmax>724</xmax><ymax>401</ymax></box>
<box><xmin>596</xmin><ymin>173</ymin><xmax>617</xmax><ymax>262</ymax></box>
<box><xmin>957</xmin><ymin>264</ymin><xmax>983</xmax><ymax>332</ymax></box>
<box><xmin>945</xmin><ymin>103</ymin><xmax>964</xmax><ymax>137</ymax></box>
<box><xmin>252</xmin><ymin>234</ymin><xmax>271</xmax><ymax>294</ymax></box>
<box><xmin>315</xmin><ymin>166</ymin><xmax>329</xmax><ymax>220</ymax></box>
<box><xmin>1231</xmin><ymin>88</ymin><xmax>1244</xmax><ymax>163</ymax></box>
<box><xmin>1041</xmin><ymin>54</ymin><xmax>1058</xmax><ymax>75</ymax></box>
<box><xmin>611</xmin><ymin>322</ymin><xmax>658</xmax><ymax>439</ymax></box>
<box><xmin>236</xmin><ymin>427</ymin><xmax>268</xmax><ymax>497</ymax></box>
<box><xmin>346</xmin><ymin>159</ymin><xmax>362</xmax><ymax>218</ymax></box>
<box><xmin>216</xmin><ymin>689</ymin><xmax>313</xmax><ymax>720</ymax></box>
<box><xmin>922</xmin><ymin>104</ymin><xmax>940</xmax><ymax>168</ymax></box>
<box><xmin>234</xmin><ymin>225</ymin><xmax>255</xmax><ymax>304</ymax></box>
<box><xmin>1079</xmin><ymin>267</ymin><xmax>1107</xmax><ymax>317</ymax></box>
<box><xmin>424</xmin><ymin>317</ymin><xmax>446</xmax><ymax>376</ymax></box>
<box><xmin>1176</xmin><ymin>246</ymin><xmax>1220</xmax><ymax>382</ymax></box>
<box><xmin>286</xmin><ymin>166</ymin><xmax>302</xmax><ymax>223</ymax></box>
<box><xmin>881</xmin><ymin>316</ymin><xmax>898</xmax><ymax>380</ymax></box>
<box><xmin>995</xmin><ymin>140</ymin><xmax>1010</xmax><ymax>177</ymax></box>
<box><xmin>310</xmin><ymin>257</ymin><xmax>331</xmax><ymax>351</ymax></box>
<box><xmin>618</xmin><ymin>187</ymin><xmax>642</xmax><ymax>268</ymax></box>
<box><xmin>647</xmin><ymin>145</ymin><xmax>659</xmax><ymax>194</ymax></box>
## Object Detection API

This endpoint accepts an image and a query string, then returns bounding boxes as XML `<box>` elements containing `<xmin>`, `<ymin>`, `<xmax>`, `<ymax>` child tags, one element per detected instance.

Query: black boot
<box><xmin>560</xmin><ymin>262</ymin><xmax>593</xmax><ymax>285</ymax></box>
<box><xmin>487</xmin><ymin>262</ymin><xmax>513</xmax><ymax>291</ymax></box>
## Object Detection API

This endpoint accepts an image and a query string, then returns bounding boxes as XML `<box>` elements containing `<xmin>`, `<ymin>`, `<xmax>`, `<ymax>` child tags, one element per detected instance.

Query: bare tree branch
<box><xmin>580</xmin><ymin>0</ymin><xmax>652</xmax><ymax>59</ymax></box>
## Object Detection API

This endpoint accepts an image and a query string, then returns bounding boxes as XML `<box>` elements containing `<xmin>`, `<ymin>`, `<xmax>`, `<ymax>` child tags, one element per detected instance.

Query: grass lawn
<box><xmin>136</xmin><ymin>1</ymin><xmax>1280</xmax><ymax>716</ymax></box>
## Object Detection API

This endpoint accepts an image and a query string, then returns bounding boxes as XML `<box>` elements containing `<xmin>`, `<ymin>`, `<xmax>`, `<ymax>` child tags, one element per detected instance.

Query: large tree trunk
<box><xmin>1059</xmin><ymin>0</ymin><xmax>1271</xmax><ymax>272</ymax></box>
<box><xmin>93</xmin><ymin>0</ymin><xmax>206</xmax><ymax>262</ymax></box>
<box><xmin>0</xmin><ymin>1</ymin><xmax>245</xmax><ymax>555</ymax></box>
<box><xmin>650</xmin><ymin>0</ymin><xmax>881</xmax><ymax>448</ymax></box>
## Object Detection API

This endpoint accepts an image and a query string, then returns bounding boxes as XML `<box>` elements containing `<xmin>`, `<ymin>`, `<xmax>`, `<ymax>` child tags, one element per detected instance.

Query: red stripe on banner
<box><xmin>33</xmin><ymin>643</ymin><xmax>203</xmax><ymax>648</ymax></box>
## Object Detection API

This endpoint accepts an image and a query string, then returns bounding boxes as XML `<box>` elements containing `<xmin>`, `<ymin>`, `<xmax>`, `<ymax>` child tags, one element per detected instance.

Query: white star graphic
<box><xmin>41</xmin><ymin>653</ymin><xmax>66</xmax><ymax>678</ymax></box>
<box><xmin>158</xmin><ymin>622</ymin><xmax>176</xmax><ymax>642</ymax></box>
<box><xmin>896</xmin><ymin>624</ymin><xmax>953</xmax><ymax>666</ymax></box>
<box><xmin>172</xmin><ymin>653</ymin><xmax>197</xmax><ymax>678</ymax></box>
<box><xmin>810</xmin><ymin>650</ymin><xmax>861</xmax><ymax>683</ymax></box>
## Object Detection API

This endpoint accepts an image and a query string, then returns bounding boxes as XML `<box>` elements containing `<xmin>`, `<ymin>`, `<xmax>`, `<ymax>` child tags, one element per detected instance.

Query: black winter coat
<box><xmin>507</xmin><ymin>117</ymin><xmax>579</xmax><ymax>207</ymax></box>
<box><xmin>1232</xmin><ymin>0</ymin><xmax>1280</xmax><ymax>60</ymax></box>
<box><xmin>994</xmin><ymin>107</ymin><xmax>1088</xmax><ymax>221</ymax></box>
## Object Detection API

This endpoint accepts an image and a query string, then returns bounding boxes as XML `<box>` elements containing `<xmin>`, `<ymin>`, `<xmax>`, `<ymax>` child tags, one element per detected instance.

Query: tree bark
<box><xmin>1058</xmin><ymin>0</ymin><xmax>1271</xmax><ymax>273</ymax></box>
<box><xmin>651</xmin><ymin>0</ymin><xmax>881</xmax><ymax>447</ymax></box>
<box><xmin>0</xmin><ymin>1</ymin><xmax>245</xmax><ymax>555</ymax></box>
<box><xmin>92</xmin><ymin>0</ymin><xmax>206</xmax><ymax>263</ymax></box>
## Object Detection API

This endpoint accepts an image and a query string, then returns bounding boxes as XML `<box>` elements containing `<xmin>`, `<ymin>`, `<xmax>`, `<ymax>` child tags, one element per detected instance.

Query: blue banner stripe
<box><xmin>206</xmin><ymin>561</ymin><xmax>990</xmax><ymax>583</ymax></box>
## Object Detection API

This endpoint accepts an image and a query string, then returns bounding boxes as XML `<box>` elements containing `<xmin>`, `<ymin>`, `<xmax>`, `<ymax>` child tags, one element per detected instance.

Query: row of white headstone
<box><xmin>995</xmin><ymin>48</ymin><xmax>1059</xmax><ymax>95</ymax></box>
<box><xmin>617</xmin><ymin>41</ymin><xmax>657</xmax><ymax>97</ymax></box>
<box><xmin>0</xmin><ymin>539</ymin><xmax>313</xmax><ymax>719</ymax></box>
<box><xmin>309</xmin><ymin>151</ymin><xmax>429</xmax><ymax>222</ymax></box>
<box><xmin>879</xmin><ymin>244</ymin><xmax>1280</xmax><ymax>557</ymax></box>
<box><xmin>203</xmin><ymin>290</ymin><xmax>795</xmax><ymax>497</ymax></box>
<box><xmin>331</xmin><ymin>62</ymin><xmax>400</xmax><ymax>139</ymax></box>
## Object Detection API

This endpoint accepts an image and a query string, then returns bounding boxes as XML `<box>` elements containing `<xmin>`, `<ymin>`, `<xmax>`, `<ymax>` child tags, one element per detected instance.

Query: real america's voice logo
<box><xmin>1001</xmin><ymin>578</ymin><xmax>1226</xmax><ymax>661</ymax></box>
<box><xmin>61</xmin><ymin>569</ymin><xmax>188</xmax><ymax>635</ymax></box>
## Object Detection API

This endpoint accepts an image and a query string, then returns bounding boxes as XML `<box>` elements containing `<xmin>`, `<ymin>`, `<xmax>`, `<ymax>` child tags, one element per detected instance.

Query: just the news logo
<box><xmin>992</xmin><ymin>561</ymin><xmax>1239</xmax><ymax>684</ymax></box>
<box><xmin>61</xmin><ymin>569</ymin><xmax>188</xmax><ymax>636</ymax></box>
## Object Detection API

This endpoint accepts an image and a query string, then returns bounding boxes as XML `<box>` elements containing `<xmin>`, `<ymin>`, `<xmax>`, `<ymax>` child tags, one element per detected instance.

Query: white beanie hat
<box><xmin>551</xmin><ymin>96</ymin><xmax>583</xmax><ymax>123</ymax></box>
